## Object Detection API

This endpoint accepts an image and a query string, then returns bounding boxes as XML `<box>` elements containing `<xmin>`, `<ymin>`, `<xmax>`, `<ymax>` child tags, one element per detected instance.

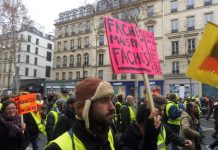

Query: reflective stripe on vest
<box><xmin>128</xmin><ymin>106</ymin><xmax>136</xmax><ymax>122</ymax></box>
<box><xmin>48</xmin><ymin>129</ymin><xmax>115</xmax><ymax>150</ymax></box>
<box><xmin>47</xmin><ymin>111</ymin><xmax>59</xmax><ymax>130</ymax></box>
<box><xmin>31</xmin><ymin>111</ymin><xmax>46</xmax><ymax>135</ymax></box>
<box><xmin>157</xmin><ymin>125</ymin><xmax>166</xmax><ymax>150</ymax></box>
<box><xmin>166</xmin><ymin>101</ymin><xmax>180</xmax><ymax>125</ymax></box>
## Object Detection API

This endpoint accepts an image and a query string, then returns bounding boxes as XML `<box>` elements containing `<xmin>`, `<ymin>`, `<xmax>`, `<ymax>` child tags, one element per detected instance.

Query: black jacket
<box><xmin>164</xmin><ymin>123</ymin><xmax>186</xmax><ymax>146</ymax></box>
<box><xmin>120</xmin><ymin>102</ymin><xmax>135</xmax><ymax>133</ymax></box>
<box><xmin>23</xmin><ymin>112</ymin><xmax>40</xmax><ymax>135</ymax></box>
<box><xmin>45</xmin><ymin>119</ymin><xmax>132</xmax><ymax>150</ymax></box>
<box><xmin>45</xmin><ymin>118</ymin><xmax>159</xmax><ymax>150</ymax></box>
<box><xmin>0</xmin><ymin>120</ymin><xmax>25</xmax><ymax>150</ymax></box>
<box><xmin>46</xmin><ymin>108</ymin><xmax>62</xmax><ymax>142</ymax></box>
<box><xmin>120</xmin><ymin>123</ymin><xmax>143</xmax><ymax>150</ymax></box>
<box><xmin>53</xmin><ymin>108</ymin><xmax>75</xmax><ymax>139</ymax></box>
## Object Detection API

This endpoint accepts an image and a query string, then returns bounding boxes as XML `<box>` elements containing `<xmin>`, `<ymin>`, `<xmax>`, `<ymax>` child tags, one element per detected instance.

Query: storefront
<box><xmin>110</xmin><ymin>80</ymin><xmax>164</xmax><ymax>100</ymax></box>
<box><xmin>45</xmin><ymin>80</ymin><xmax>77</xmax><ymax>95</ymax></box>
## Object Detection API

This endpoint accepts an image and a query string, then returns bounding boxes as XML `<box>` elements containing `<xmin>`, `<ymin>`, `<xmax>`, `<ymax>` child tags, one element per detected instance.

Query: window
<box><xmin>171</xmin><ymin>19</ymin><xmax>178</xmax><ymax>33</ymax></box>
<box><xmin>36</xmin><ymin>39</ymin><xmax>39</xmax><ymax>45</ymax></box>
<box><xmin>147</xmin><ymin>6</ymin><xmax>154</xmax><ymax>17</ymax></box>
<box><xmin>25</xmin><ymin>67</ymin><xmax>29</xmax><ymax>76</ymax></box>
<box><xmin>172</xmin><ymin>41</ymin><xmax>179</xmax><ymax>55</ymax></box>
<box><xmin>100</xmin><ymin>2</ymin><xmax>106</xmax><ymax>11</ymax></box>
<box><xmin>64</xmin><ymin>41</ymin><xmax>67</xmax><ymax>51</ymax></box>
<box><xmin>147</xmin><ymin>25</ymin><xmax>154</xmax><ymax>33</ymax></box>
<box><xmin>99</xmin><ymin>17</ymin><xmax>104</xmax><ymax>28</ymax></box>
<box><xmin>76</xmin><ymin>71</ymin><xmax>80</xmax><ymax>79</ymax></box>
<box><xmin>131</xmin><ymin>74</ymin><xmax>135</xmax><ymax>79</ymax></box>
<box><xmin>77</xmin><ymin>54</ymin><xmax>81</xmax><ymax>66</ymax></box>
<box><xmin>112</xmin><ymin>74</ymin><xmax>117</xmax><ymax>80</ymax></box>
<box><xmin>187</xmin><ymin>16</ymin><xmax>195</xmax><ymax>30</ymax></box>
<box><xmin>17</xmin><ymin>55</ymin><xmax>20</xmax><ymax>63</ymax></box>
<box><xmin>84</xmin><ymin>37</ymin><xmax>89</xmax><ymax>48</ymax></box>
<box><xmin>58</xmin><ymin>42</ymin><xmax>61</xmax><ymax>51</ymax></box>
<box><xmin>58</xmin><ymin>27</ymin><xmax>62</xmax><ymax>38</ymax></box>
<box><xmin>63</xmin><ymin>56</ymin><xmax>67</xmax><ymax>67</ymax></box>
<box><xmin>34</xmin><ymin>57</ymin><xmax>38</xmax><ymax>65</ymax></box>
<box><xmin>86</xmin><ymin>21</ymin><xmax>91</xmax><ymax>32</ymax></box>
<box><xmin>34</xmin><ymin>69</ymin><xmax>37</xmax><ymax>77</ymax></box>
<box><xmin>57</xmin><ymin>56</ymin><xmax>61</xmax><ymax>68</ymax></box>
<box><xmin>18</xmin><ymin>44</ymin><xmax>21</xmax><ymax>51</ymax></box>
<box><xmin>28</xmin><ymin>35</ymin><xmax>31</xmax><ymax>42</ymax></box>
<box><xmin>62</xmin><ymin>72</ymin><xmax>66</xmax><ymax>80</ymax></box>
<box><xmin>204</xmin><ymin>12</ymin><xmax>213</xmax><ymax>25</ymax></box>
<box><xmin>78</xmin><ymin>38</ymin><xmax>81</xmax><ymax>49</ymax></box>
<box><xmin>46</xmin><ymin>66</ymin><xmax>51</xmax><ymax>77</ymax></box>
<box><xmin>121</xmin><ymin>74</ymin><xmax>127</xmax><ymax>80</ymax></box>
<box><xmin>4</xmin><ymin>52</ymin><xmax>8</xmax><ymax>60</ymax></box>
<box><xmin>68</xmin><ymin>72</ymin><xmax>73</xmax><ymax>80</ymax></box>
<box><xmin>70</xmin><ymin>55</ymin><xmax>74</xmax><ymax>67</ymax></box>
<box><xmin>78</xmin><ymin>23</ymin><xmax>83</xmax><ymax>34</ymax></box>
<box><xmin>187</xmin><ymin>39</ymin><xmax>195</xmax><ymax>54</ymax></box>
<box><xmin>98</xmin><ymin>70</ymin><xmax>103</xmax><ymax>80</ymax></box>
<box><xmin>187</xmin><ymin>0</ymin><xmax>194</xmax><ymax>9</ymax></box>
<box><xmin>9</xmin><ymin>52</ymin><xmax>13</xmax><ymax>59</ymax></box>
<box><xmin>27</xmin><ymin>44</ymin><xmax>30</xmax><ymax>52</ymax></box>
<box><xmin>204</xmin><ymin>0</ymin><xmax>212</xmax><ymax>6</ymax></box>
<box><xmin>70</xmin><ymin>39</ymin><xmax>74</xmax><ymax>50</ymax></box>
<box><xmin>99</xmin><ymin>54</ymin><xmax>104</xmax><ymax>66</ymax></box>
<box><xmin>47</xmin><ymin>51</ymin><xmax>52</xmax><ymax>61</ymax></box>
<box><xmin>26</xmin><ymin>55</ymin><xmax>29</xmax><ymax>63</ymax></box>
<box><xmin>171</xmin><ymin>0</ymin><xmax>178</xmax><ymax>12</ymax></box>
<box><xmin>172</xmin><ymin>62</ymin><xmax>179</xmax><ymax>74</ymax></box>
<box><xmin>84</xmin><ymin>53</ymin><xmax>89</xmax><ymax>66</ymax></box>
<box><xmin>35</xmin><ymin>47</ymin><xmax>38</xmax><ymax>54</ymax></box>
<box><xmin>55</xmin><ymin>72</ymin><xmax>59</xmax><ymax>80</ymax></box>
<box><xmin>99</xmin><ymin>35</ymin><xmax>104</xmax><ymax>46</ymax></box>
<box><xmin>83</xmin><ymin>71</ymin><xmax>88</xmax><ymax>78</ymax></box>
<box><xmin>47</xmin><ymin>43</ymin><xmax>52</xmax><ymax>50</ymax></box>
<box><xmin>64</xmin><ymin>25</ymin><xmax>69</xmax><ymax>37</ymax></box>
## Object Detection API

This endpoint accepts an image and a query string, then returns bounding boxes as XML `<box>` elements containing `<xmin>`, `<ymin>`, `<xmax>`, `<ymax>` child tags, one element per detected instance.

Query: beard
<box><xmin>89</xmin><ymin>110</ymin><xmax>114</xmax><ymax>127</ymax></box>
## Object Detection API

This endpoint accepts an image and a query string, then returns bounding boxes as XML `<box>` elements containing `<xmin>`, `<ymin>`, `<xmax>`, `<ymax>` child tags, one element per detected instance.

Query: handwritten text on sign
<box><xmin>11</xmin><ymin>93</ymin><xmax>37</xmax><ymax>115</ymax></box>
<box><xmin>104</xmin><ymin>17</ymin><xmax>162</xmax><ymax>75</ymax></box>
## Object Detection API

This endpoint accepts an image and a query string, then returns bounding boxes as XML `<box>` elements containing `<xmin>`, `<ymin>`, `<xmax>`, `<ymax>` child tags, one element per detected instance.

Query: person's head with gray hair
<box><xmin>126</xmin><ymin>95</ymin><xmax>135</xmax><ymax>106</ymax></box>
<box><xmin>55</xmin><ymin>98</ymin><xmax>66</xmax><ymax>113</ymax></box>
<box><xmin>36</xmin><ymin>93</ymin><xmax>42</xmax><ymax>101</ymax></box>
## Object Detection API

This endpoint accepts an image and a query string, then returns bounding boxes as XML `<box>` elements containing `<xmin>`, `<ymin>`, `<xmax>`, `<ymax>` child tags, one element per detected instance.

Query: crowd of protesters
<box><xmin>0</xmin><ymin>77</ymin><xmax>217</xmax><ymax>150</ymax></box>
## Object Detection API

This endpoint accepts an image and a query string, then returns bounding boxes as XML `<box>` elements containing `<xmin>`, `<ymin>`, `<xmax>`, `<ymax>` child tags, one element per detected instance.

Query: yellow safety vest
<box><xmin>157</xmin><ymin>125</ymin><xmax>166</xmax><ymax>150</ymax></box>
<box><xmin>45</xmin><ymin>111</ymin><xmax>59</xmax><ymax>130</ymax></box>
<box><xmin>47</xmin><ymin>129</ymin><xmax>115</xmax><ymax>150</ymax></box>
<box><xmin>166</xmin><ymin>101</ymin><xmax>180</xmax><ymax>125</ymax></box>
<box><xmin>31</xmin><ymin>111</ymin><xmax>46</xmax><ymax>135</ymax></box>
<box><xmin>0</xmin><ymin>103</ymin><xmax>2</xmax><ymax>110</ymax></box>
<box><xmin>114</xmin><ymin>102</ymin><xmax>122</xmax><ymax>121</ymax></box>
<box><xmin>128</xmin><ymin>106</ymin><xmax>136</xmax><ymax>122</ymax></box>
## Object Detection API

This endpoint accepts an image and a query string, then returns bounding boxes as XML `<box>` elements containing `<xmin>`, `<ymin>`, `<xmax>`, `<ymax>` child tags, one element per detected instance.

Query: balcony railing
<box><xmin>172</xmin><ymin>51</ymin><xmax>179</xmax><ymax>55</ymax></box>
<box><xmin>171</xmin><ymin>29</ymin><xmax>178</xmax><ymax>33</ymax></box>
<box><xmin>187</xmin><ymin>26</ymin><xmax>195</xmax><ymax>31</ymax></box>
<box><xmin>172</xmin><ymin>70</ymin><xmax>180</xmax><ymax>74</ymax></box>
<box><xmin>204</xmin><ymin>0</ymin><xmax>212</xmax><ymax>6</ymax></box>
<box><xmin>171</xmin><ymin>8</ymin><xmax>178</xmax><ymax>13</ymax></box>
<box><xmin>186</xmin><ymin>4</ymin><xmax>194</xmax><ymax>10</ymax></box>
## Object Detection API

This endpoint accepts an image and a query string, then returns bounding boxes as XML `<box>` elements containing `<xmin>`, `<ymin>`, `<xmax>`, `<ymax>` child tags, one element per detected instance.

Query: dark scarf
<box><xmin>0</xmin><ymin>114</ymin><xmax>23</xmax><ymax>138</ymax></box>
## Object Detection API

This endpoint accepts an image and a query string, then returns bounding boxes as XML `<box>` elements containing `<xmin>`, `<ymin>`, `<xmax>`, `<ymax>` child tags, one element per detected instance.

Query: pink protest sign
<box><xmin>104</xmin><ymin>16</ymin><xmax>162</xmax><ymax>75</ymax></box>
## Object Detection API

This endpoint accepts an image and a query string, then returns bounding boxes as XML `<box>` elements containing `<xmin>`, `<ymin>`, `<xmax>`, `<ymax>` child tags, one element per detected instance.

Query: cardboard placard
<box><xmin>104</xmin><ymin>16</ymin><xmax>162</xmax><ymax>75</ymax></box>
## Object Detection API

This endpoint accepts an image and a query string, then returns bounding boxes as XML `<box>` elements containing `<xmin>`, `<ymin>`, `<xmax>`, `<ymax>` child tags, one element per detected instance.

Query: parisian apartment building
<box><xmin>52</xmin><ymin>0</ymin><xmax>218</xmax><ymax>98</ymax></box>
<box><xmin>0</xmin><ymin>26</ymin><xmax>54</xmax><ymax>93</ymax></box>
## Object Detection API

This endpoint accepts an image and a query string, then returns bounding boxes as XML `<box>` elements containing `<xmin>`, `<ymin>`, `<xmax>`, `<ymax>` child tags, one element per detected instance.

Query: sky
<box><xmin>22</xmin><ymin>0</ymin><xmax>95</xmax><ymax>34</ymax></box>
